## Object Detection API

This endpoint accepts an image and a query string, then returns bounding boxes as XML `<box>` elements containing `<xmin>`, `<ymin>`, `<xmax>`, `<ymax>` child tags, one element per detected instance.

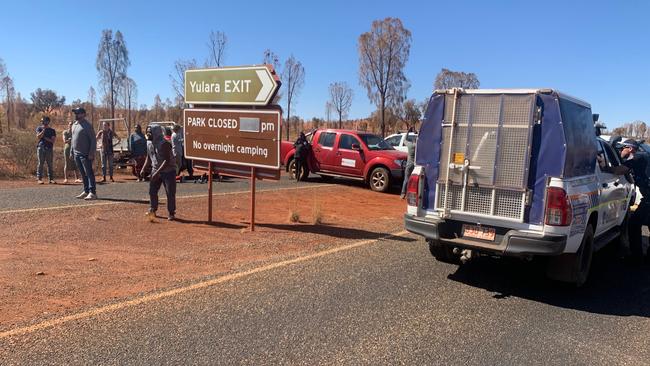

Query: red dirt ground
<box><xmin>0</xmin><ymin>185</ymin><xmax>408</xmax><ymax>331</ymax></box>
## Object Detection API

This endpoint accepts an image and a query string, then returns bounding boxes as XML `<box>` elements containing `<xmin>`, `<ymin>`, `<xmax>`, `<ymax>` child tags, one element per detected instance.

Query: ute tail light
<box><xmin>406</xmin><ymin>174</ymin><xmax>420</xmax><ymax>207</ymax></box>
<box><xmin>545</xmin><ymin>187</ymin><xmax>572</xmax><ymax>226</ymax></box>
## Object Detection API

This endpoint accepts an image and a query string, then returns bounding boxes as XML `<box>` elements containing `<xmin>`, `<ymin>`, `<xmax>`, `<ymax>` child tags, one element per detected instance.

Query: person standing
<box><xmin>141</xmin><ymin>125</ymin><xmax>177</xmax><ymax>220</ymax></box>
<box><xmin>71</xmin><ymin>107</ymin><xmax>97</xmax><ymax>200</ymax></box>
<box><xmin>129</xmin><ymin>124</ymin><xmax>147</xmax><ymax>181</ymax></box>
<box><xmin>62</xmin><ymin>120</ymin><xmax>79</xmax><ymax>183</ymax></box>
<box><xmin>401</xmin><ymin>127</ymin><xmax>417</xmax><ymax>199</ymax></box>
<box><xmin>35</xmin><ymin>116</ymin><xmax>56</xmax><ymax>184</ymax></box>
<box><xmin>96</xmin><ymin>121</ymin><xmax>120</xmax><ymax>183</ymax></box>
<box><xmin>171</xmin><ymin>124</ymin><xmax>183</xmax><ymax>179</ymax></box>
<box><xmin>617</xmin><ymin>140</ymin><xmax>650</xmax><ymax>264</ymax></box>
<box><xmin>293</xmin><ymin>132</ymin><xmax>310</xmax><ymax>181</ymax></box>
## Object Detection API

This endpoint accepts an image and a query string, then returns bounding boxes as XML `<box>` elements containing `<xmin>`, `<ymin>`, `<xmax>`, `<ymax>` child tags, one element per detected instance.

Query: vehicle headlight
<box><xmin>394</xmin><ymin>159</ymin><xmax>405</xmax><ymax>168</ymax></box>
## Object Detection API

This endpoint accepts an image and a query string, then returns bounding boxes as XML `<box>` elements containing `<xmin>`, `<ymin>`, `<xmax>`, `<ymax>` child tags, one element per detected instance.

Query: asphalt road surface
<box><xmin>0</xmin><ymin>174</ymin><xmax>327</xmax><ymax>213</ymax></box>
<box><xmin>2</xmin><ymin>234</ymin><xmax>649</xmax><ymax>365</ymax></box>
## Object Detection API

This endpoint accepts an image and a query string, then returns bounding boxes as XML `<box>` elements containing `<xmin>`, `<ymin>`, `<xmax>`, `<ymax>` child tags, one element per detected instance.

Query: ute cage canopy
<box><xmin>416</xmin><ymin>88</ymin><xmax>597</xmax><ymax>225</ymax></box>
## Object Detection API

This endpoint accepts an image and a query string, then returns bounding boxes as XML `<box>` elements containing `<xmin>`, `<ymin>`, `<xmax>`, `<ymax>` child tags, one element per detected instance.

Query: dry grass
<box><xmin>288</xmin><ymin>210</ymin><xmax>300</xmax><ymax>223</ymax></box>
<box><xmin>312</xmin><ymin>201</ymin><xmax>324</xmax><ymax>225</ymax></box>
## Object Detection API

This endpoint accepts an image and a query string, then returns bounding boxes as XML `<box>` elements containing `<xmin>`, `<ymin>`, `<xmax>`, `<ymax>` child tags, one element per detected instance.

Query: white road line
<box><xmin>0</xmin><ymin>230</ymin><xmax>409</xmax><ymax>339</ymax></box>
<box><xmin>0</xmin><ymin>184</ymin><xmax>331</xmax><ymax>215</ymax></box>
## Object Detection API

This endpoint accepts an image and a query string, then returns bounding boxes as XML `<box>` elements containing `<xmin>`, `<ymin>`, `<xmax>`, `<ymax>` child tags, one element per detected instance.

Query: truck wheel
<box><xmin>428</xmin><ymin>240</ymin><xmax>460</xmax><ymax>264</ymax></box>
<box><xmin>369</xmin><ymin>167</ymin><xmax>391</xmax><ymax>192</ymax></box>
<box><xmin>546</xmin><ymin>224</ymin><xmax>594</xmax><ymax>287</ymax></box>
<box><xmin>289</xmin><ymin>159</ymin><xmax>308</xmax><ymax>181</ymax></box>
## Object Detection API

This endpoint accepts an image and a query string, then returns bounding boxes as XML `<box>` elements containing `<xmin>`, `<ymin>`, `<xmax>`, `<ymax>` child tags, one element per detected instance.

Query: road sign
<box><xmin>183</xmin><ymin>108</ymin><xmax>281</xmax><ymax>170</ymax></box>
<box><xmin>185</xmin><ymin>65</ymin><xmax>280</xmax><ymax>106</ymax></box>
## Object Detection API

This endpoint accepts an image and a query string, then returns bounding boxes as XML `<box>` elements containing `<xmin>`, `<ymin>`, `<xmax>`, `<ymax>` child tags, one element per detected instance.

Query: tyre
<box><xmin>546</xmin><ymin>224</ymin><xmax>594</xmax><ymax>287</ymax></box>
<box><xmin>428</xmin><ymin>240</ymin><xmax>460</xmax><ymax>264</ymax></box>
<box><xmin>289</xmin><ymin>159</ymin><xmax>308</xmax><ymax>181</ymax></box>
<box><xmin>369</xmin><ymin>167</ymin><xmax>391</xmax><ymax>192</ymax></box>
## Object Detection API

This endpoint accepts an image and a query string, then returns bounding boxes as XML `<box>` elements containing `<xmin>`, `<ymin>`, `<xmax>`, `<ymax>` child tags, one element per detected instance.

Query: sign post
<box><xmin>184</xmin><ymin>65</ymin><xmax>281</xmax><ymax>231</ymax></box>
<box><xmin>208</xmin><ymin>162</ymin><xmax>213</xmax><ymax>223</ymax></box>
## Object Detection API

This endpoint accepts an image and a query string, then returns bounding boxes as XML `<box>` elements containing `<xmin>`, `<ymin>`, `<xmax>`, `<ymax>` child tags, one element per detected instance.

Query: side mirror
<box><xmin>351</xmin><ymin>143</ymin><xmax>361</xmax><ymax>151</ymax></box>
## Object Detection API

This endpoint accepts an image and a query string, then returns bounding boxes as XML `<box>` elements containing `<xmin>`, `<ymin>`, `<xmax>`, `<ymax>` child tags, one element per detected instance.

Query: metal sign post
<box><xmin>184</xmin><ymin>65</ymin><xmax>282</xmax><ymax>230</ymax></box>
<box><xmin>208</xmin><ymin>162</ymin><xmax>213</xmax><ymax>223</ymax></box>
<box><xmin>250</xmin><ymin>167</ymin><xmax>256</xmax><ymax>231</ymax></box>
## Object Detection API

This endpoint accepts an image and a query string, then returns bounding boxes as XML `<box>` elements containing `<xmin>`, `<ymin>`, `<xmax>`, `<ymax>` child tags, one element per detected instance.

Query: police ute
<box><xmin>404</xmin><ymin>89</ymin><xmax>634</xmax><ymax>286</ymax></box>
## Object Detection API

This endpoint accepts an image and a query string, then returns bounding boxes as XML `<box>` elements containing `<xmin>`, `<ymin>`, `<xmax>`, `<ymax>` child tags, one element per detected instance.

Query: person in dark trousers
<box><xmin>129</xmin><ymin>124</ymin><xmax>147</xmax><ymax>181</ymax></box>
<box><xmin>617</xmin><ymin>139</ymin><xmax>650</xmax><ymax>264</ymax></box>
<box><xmin>293</xmin><ymin>132</ymin><xmax>310</xmax><ymax>181</ymax></box>
<box><xmin>141</xmin><ymin>125</ymin><xmax>177</xmax><ymax>221</ymax></box>
<box><xmin>96</xmin><ymin>121</ymin><xmax>120</xmax><ymax>183</ymax></box>
<box><xmin>400</xmin><ymin>127</ymin><xmax>417</xmax><ymax>199</ymax></box>
<box><xmin>35</xmin><ymin>116</ymin><xmax>57</xmax><ymax>184</ymax></box>
<box><xmin>71</xmin><ymin>107</ymin><xmax>97</xmax><ymax>200</ymax></box>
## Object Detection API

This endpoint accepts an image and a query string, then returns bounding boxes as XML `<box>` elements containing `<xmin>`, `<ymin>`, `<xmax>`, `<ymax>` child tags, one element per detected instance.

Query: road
<box><xmin>0</xmin><ymin>175</ymin><xmax>324</xmax><ymax>213</ymax></box>
<box><xmin>2</xmin><ymin>233</ymin><xmax>649</xmax><ymax>365</ymax></box>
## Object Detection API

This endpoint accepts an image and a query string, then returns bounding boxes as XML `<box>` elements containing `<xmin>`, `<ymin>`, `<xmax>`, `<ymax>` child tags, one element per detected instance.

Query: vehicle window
<box><xmin>318</xmin><ymin>132</ymin><xmax>336</xmax><ymax>148</ymax></box>
<box><xmin>602</xmin><ymin>141</ymin><xmax>621</xmax><ymax>167</ymax></box>
<box><xmin>339</xmin><ymin>134</ymin><xmax>361</xmax><ymax>150</ymax></box>
<box><xmin>385</xmin><ymin>135</ymin><xmax>401</xmax><ymax>146</ymax></box>
<box><xmin>360</xmin><ymin>134</ymin><xmax>394</xmax><ymax>150</ymax></box>
<box><xmin>597</xmin><ymin>141</ymin><xmax>609</xmax><ymax>170</ymax></box>
<box><xmin>405</xmin><ymin>134</ymin><xmax>417</xmax><ymax>143</ymax></box>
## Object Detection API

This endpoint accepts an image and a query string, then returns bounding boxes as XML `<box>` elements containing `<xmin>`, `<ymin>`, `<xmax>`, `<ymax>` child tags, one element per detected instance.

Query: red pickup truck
<box><xmin>280</xmin><ymin>129</ymin><xmax>408</xmax><ymax>192</ymax></box>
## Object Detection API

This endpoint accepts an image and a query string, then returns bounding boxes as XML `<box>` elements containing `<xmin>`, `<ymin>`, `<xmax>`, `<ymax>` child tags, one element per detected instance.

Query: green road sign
<box><xmin>185</xmin><ymin>65</ymin><xmax>280</xmax><ymax>106</ymax></box>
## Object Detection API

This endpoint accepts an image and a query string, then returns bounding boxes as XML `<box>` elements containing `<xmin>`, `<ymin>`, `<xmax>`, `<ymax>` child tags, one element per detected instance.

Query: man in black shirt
<box><xmin>619</xmin><ymin>139</ymin><xmax>650</xmax><ymax>263</ymax></box>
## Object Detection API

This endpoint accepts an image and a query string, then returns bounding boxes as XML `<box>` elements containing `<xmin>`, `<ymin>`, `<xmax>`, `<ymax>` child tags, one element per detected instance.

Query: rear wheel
<box><xmin>369</xmin><ymin>167</ymin><xmax>391</xmax><ymax>192</ymax></box>
<box><xmin>546</xmin><ymin>224</ymin><xmax>594</xmax><ymax>287</ymax></box>
<box><xmin>428</xmin><ymin>240</ymin><xmax>460</xmax><ymax>264</ymax></box>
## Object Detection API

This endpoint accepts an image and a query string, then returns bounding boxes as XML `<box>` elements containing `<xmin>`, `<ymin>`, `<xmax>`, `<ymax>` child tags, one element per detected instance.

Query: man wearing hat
<box><xmin>619</xmin><ymin>139</ymin><xmax>650</xmax><ymax>264</ymax></box>
<box><xmin>35</xmin><ymin>116</ymin><xmax>57</xmax><ymax>184</ymax></box>
<box><xmin>70</xmin><ymin>107</ymin><xmax>98</xmax><ymax>200</ymax></box>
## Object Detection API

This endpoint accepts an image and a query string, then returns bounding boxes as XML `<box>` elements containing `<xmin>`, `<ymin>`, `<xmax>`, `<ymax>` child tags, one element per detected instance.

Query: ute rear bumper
<box><xmin>404</xmin><ymin>214</ymin><xmax>566</xmax><ymax>256</ymax></box>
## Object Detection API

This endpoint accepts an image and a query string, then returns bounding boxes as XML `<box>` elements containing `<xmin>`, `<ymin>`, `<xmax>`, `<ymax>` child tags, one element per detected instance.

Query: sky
<box><xmin>0</xmin><ymin>0</ymin><xmax>648</xmax><ymax>128</ymax></box>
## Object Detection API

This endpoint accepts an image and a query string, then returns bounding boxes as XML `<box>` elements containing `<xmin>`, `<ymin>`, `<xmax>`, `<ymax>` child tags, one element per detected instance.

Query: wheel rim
<box><xmin>290</xmin><ymin>162</ymin><xmax>296</xmax><ymax>179</ymax></box>
<box><xmin>372</xmin><ymin>171</ymin><xmax>386</xmax><ymax>189</ymax></box>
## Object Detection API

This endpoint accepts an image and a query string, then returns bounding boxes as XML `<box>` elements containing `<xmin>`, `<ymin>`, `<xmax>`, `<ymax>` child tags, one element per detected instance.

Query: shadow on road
<box><xmin>173</xmin><ymin>217</ymin><xmax>246</xmax><ymax>229</ymax></box>
<box><xmin>447</xmin><ymin>246</ymin><xmax>650</xmax><ymax>318</ymax></box>
<box><xmin>98</xmin><ymin>197</ymin><xmax>149</xmax><ymax>204</ymax></box>
<box><xmin>303</xmin><ymin>175</ymin><xmax>404</xmax><ymax>195</ymax></box>
<box><xmin>256</xmin><ymin>223</ymin><xmax>416</xmax><ymax>242</ymax></box>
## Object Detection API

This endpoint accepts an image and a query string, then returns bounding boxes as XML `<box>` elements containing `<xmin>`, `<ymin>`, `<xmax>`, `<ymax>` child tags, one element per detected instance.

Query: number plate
<box><xmin>462</xmin><ymin>224</ymin><xmax>496</xmax><ymax>241</ymax></box>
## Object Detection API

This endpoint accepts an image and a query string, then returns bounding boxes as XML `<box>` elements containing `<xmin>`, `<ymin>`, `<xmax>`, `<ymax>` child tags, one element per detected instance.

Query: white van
<box><xmin>404</xmin><ymin>89</ymin><xmax>634</xmax><ymax>286</ymax></box>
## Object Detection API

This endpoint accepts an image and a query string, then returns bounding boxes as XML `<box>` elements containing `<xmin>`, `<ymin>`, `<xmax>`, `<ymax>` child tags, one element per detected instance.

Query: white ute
<box><xmin>404</xmin><ymin>89</ymin><xmax>634</xmax><ymax>286</ymax></box>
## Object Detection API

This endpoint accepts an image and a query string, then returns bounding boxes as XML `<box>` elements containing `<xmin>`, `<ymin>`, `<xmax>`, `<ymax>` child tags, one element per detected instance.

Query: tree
<box><xmin>153</xmin><ymin>94</ymin><xmax>163</xmax><ymax>121</ymax></box>
<box><xmin>1</xmin><ymin>76</ymin><xmax>15</xmax><ymax>133</ymax></box>
<box><xmin>400</xmin><ymin>99</ymin><xmax>421</xmax><ymax>130</ymax></box>
<box><xmin>96</xmin><ymin>29</ymin><xmax>130</xmax><ymax>119</ymax></box>
<box><xmin>263</xmin><ymin>49</ymin><xmax>282</xmax><ymax>104</ymax></box>
<box><xmin>30</xmin><ymin>88</ymin><xmax>65</xmax><ymax>115</ymax></box>
<box><xmin>262</xmin><ymin>49</ymin><xmax>281</xmax><ymax>71</ymax></box>
<box><xmin>281</xmin><ymin>55</ymin><xmax>305</xmax><ymax>140</ymax></box>
<box><xmin>325</xmin><ymin>101</ymin><xmax>333</xmax><ymax>125</ymax></box>
<box><xmin>329</xmin><ymin>82</ymin><xmax>353</xmax><ymax>129</ymax></box>
<box><xmin>87</xmin><ymin>86</ymin><xmax>97</xmax><ymax>122</ymax></box>
<box><xmin>0</xmin><ymin>58</ymin><xmax>7</xmax><ymax>134</ymax></box>
<box><xmin>358</xmin><ymin>17</ymin><xmax>411</xmax><ymax>137</ymax></box>
<box><xmin>434</xmin><ymin>68</ymin><xmax>480</xmax><ymax>90</ymax></box>
<box><xmin>170</xmin><ymin>58</ymin><xmax>197</xmax><ymax>101</ymax></box>
<box><xmin>120</xmin><ymin>77</ymin><xmax>137</xmax><ymax>131</ymax></box>
<box><xmin>206</xmin><ymin>31</ymin><xmax>227</xmax><ymax>67</ymax></box>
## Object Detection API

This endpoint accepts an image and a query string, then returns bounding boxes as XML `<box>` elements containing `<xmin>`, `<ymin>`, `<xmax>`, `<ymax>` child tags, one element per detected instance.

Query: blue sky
<box><xmin>0</xmin><ymin>0</ymin><xmax>648</xmax><ymax>128</ymax></box>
